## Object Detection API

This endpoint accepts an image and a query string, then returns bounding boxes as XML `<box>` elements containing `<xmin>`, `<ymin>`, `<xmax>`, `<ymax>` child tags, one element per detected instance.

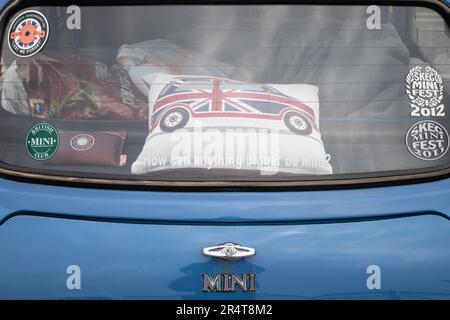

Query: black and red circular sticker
<box><xmin>8</xmin><ymin>10</ymin><xmax>49</xmax><ymax>57</ymax></box>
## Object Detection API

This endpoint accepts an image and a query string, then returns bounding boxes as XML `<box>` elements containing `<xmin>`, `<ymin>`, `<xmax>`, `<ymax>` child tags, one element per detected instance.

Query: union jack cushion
<box><xmin>132</xmin><ymin>73</ymin><xmax>333</xmax><ymax>176</ymax></box>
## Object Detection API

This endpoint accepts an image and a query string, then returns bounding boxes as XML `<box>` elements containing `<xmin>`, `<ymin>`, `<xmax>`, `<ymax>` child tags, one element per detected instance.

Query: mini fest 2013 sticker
<box><xmin>406</xmin><ymin>65</ymin><xmax>445</xmax><ymax>117</ymax></box>
<box><xmin>406</xmin><ymin>120</ymin><xmax>449</xmax><ymax>161</ymax></box>
<box><xmin>8</xmin><ymin>10</ymin><xmax>49</xmax><ymax>57</ymax></box>
<box><xmin>26</xmin><ymin>123</ymin><xmax>59</xmax><ymax>160</ymax></box>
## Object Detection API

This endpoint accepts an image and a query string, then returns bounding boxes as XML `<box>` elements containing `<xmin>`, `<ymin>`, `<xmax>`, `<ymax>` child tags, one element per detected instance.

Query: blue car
<box><xmin>0</xmin><ymin>0</ymin><xmax>450</xmax><ymax>300</ymax></box>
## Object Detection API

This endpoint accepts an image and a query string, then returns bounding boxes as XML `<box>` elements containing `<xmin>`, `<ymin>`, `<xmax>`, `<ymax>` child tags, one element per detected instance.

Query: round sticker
<box><xmin>8</xmin><ymin>10</ymin><xmax>49</xmax><ymax>57</ymax></box>
<box><xmin>70</xmin><ymin>134</ymin><xmax>95</xmax><ymax>151</ymax></box>
<box><xmin>406</xmin><ymin>120</ymin><xmax>449</xmax><ymax>161</ymax></box>
<box><xmin>26</xmin><ymin>123</ymin><xmax>59</xmax><ymax>160</ymax></box>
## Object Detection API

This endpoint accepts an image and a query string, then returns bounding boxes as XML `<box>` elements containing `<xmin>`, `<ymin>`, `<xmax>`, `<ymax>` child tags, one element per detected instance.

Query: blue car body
<box><xmin>0</xmin><ymin>0</ymin><xmax>449</xmax><ymax>300</ymax></box>
<box><xmin>1</xmin><ymin>176</ymin><xmax>450</xmax><ymax>299</ymax></box>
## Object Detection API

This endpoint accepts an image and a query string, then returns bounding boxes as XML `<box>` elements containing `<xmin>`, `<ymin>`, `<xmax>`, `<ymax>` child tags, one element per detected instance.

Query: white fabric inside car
<box><xmin>131</xmin><ymin>73</ymin><xmax>332</xmax><ymax>175</ymax></box>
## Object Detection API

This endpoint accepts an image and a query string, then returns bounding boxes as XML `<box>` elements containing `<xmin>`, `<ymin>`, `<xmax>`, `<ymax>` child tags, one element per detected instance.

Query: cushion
<box><xmin>49</xmin><ymin>130</ymin><xmax>127</xmax><ymax>166</ymax></box>
<box><xmin>132</xmin><ymin>73</ymin><xmax>332</xmax><ymax>176</ymax></box>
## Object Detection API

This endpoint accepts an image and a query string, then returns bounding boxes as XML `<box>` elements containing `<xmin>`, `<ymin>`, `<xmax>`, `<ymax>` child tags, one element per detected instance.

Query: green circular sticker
<box><xmin>26</xmin><ymin>123</ymin><xmax>59</xmax><ymax>160</ymax></box>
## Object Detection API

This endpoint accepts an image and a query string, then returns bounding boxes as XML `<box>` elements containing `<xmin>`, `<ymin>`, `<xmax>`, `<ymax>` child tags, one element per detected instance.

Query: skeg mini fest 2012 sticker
<box><xmin>8</xmin><ymin>10</ymin><xmax>49</xmax><ymax>57</ymax></box>
<box><xmin>406</xmin><ymin>65</ymin><xmax>444</xmax><ymax>117</ymax></box>
<box><xmin>406</xmin><ymin>120</ymin><xmax>449</xmax><ymax>161</ymax></box>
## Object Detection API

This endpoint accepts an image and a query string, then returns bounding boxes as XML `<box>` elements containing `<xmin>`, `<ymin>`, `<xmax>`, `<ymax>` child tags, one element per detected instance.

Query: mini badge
<box><xmin>406</xmin><ymin>66</ymin><xmax>444</xmax><ymax>117</ymax></box>
<box><xmin>406</xmin><ymin>120</ymin><xmax>449</xmax><ymax>161</ymax></box>
<box><xmin>8</xmin><ymin>10</ymin><xmax>49</xmax><ymax>57</ymax></box>
<box><xmin>26</xmin><ymin>123</ymin><xmax>59</xmax><ymax>160</ymax></box>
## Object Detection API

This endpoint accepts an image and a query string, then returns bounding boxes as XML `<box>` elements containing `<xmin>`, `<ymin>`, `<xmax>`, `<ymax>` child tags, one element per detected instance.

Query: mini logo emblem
<box><xmin>8</xmin><ymin>10</ymin><xmax>49</xmax><ymax>57</ymax></box>
<box><xmin>26</xmin><ymin>123</ymin><xmax>59</xmax><ymax>160</ymax></box>
<box><xmin>203</xmin><ymin>273</ymin><xmax>256</xmax><ymax>292</ymax></box>
<box><xmin>71</xmin><ymin>134</ymin><xmax>95</xmax><ymax>151</ymax></box>
<box><xmin>406</xmin><ymin>120</ymin><xmax>449</xmax><ymax>160</ymax></box>
<box><xmin>202</xmin><ymin>242</ymin><xmax>255</xmax><ymax>260</ymax></box>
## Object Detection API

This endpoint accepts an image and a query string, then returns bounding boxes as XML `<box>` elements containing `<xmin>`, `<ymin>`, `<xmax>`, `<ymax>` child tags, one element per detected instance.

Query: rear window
<box><xmin>0</xmin><ymin>3</ymin><xmax>449</xmax><ymax>184</ymax></box>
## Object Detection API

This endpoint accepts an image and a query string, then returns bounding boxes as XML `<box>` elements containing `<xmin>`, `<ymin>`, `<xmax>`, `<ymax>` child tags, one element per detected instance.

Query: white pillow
<box><xmin>132</xmin><ymin>73</ymin><xmax>332</xmax><ymax>176</ymax></box>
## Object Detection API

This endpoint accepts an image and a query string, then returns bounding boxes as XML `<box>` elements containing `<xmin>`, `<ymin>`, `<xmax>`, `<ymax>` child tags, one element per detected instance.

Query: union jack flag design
<box><xmin>11</xmin><ymin>19</ymin><xmax>45</xmax><ymax>49</ymax></box>
<box><xmin>150</xmin><ymin>76</ymin><xmax>318</xmax><ymax>132</ymax></box>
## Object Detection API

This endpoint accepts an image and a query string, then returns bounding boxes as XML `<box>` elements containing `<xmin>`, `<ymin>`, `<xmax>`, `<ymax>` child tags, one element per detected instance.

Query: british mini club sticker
<box><xmin>26</xmin><ymin>123</ymin><xmax>59</xmax><ymax>160</ymax></box>
<box><xmin>406</xmin><ymin>120</ymin><xmax>449</xmax><ymax>161</ymax></box>
<box><xmin>8</xmin><ymin>10</ymin><xmax>49</xmax><ymax>57</ymax></box>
